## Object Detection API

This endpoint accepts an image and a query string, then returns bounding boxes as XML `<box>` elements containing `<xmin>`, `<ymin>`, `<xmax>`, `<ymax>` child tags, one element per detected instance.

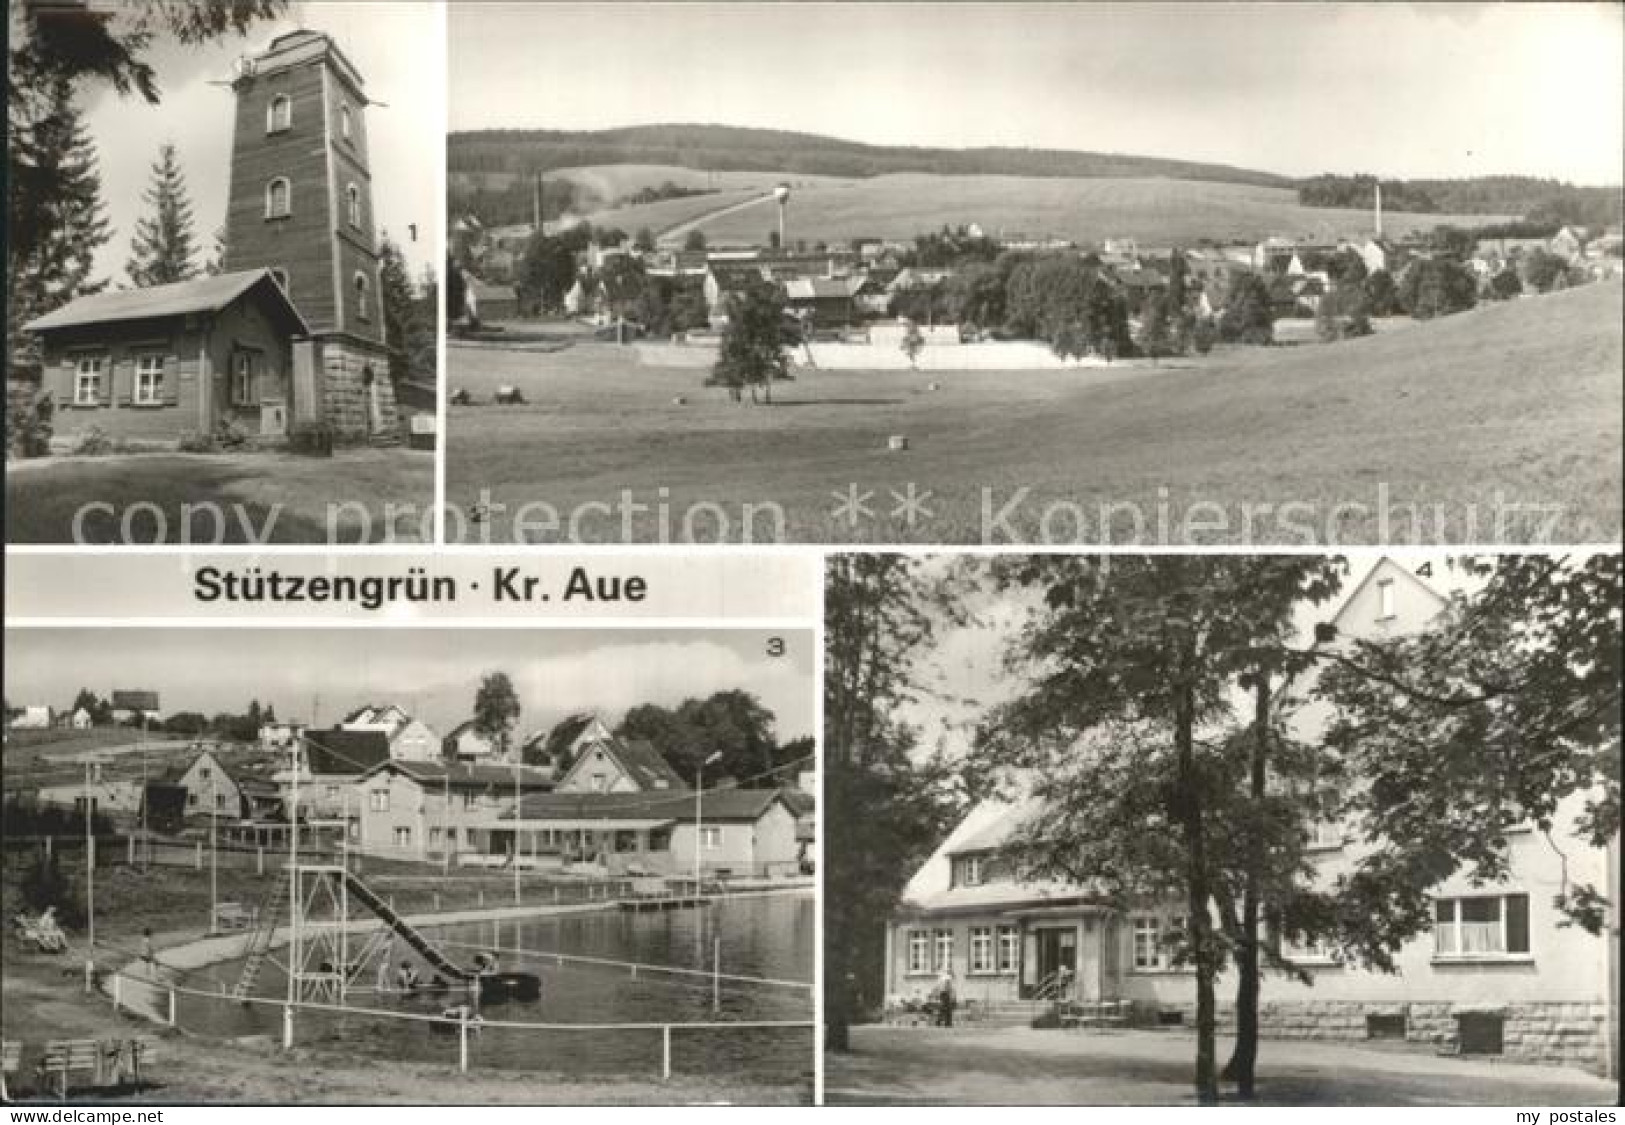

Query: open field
<box><xmin>6</xmin><ymin>448</ymin><xmax>435</xmax><ymax>545</ymax></box>
<box><xmin>584</xmin><ymin>173</ymin><xmax>1507</xmax><ymax>247</ymax></box>
<box><xmin>444</xmin><ymin>284</ymin><xmax>1623</xmax><ymax>545</ymax></box>
<box><xmin>824</xmin><ymin>1025</ymin><xmax>1618</xmax><ymax>1105</ymax></box>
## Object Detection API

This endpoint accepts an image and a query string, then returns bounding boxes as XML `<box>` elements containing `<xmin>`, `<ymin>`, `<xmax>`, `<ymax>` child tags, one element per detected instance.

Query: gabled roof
<box><xmin>561</xmin><ymin>734</ymin><xmax>689</xmax><ymax>792</ymax></box>
<box><xmin>25</xmin><ymin>269</ymin><xmax>310</xmax><ymax>336</ymax></box>
<box><xmin>302</xmin><ymin>728</ymin><xmax>392</xmax><ymax>776</ymax></box>
<box><xmin>508</xmin><ymin>787</ymin><xmax>788</xmax><ymax>824</ymax></box>
<box><xmin>784</xmin><ymin>276</ymin><xmax>863</xmax><ymax>301</ymax></box>
<box><xmin>361</xmin><ymin>759</ymin><xmax>554</xmax><ymax>793</ymax></box>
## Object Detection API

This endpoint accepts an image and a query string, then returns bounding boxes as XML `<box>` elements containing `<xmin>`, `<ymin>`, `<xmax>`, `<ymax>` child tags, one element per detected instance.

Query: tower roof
<box><xmin>239</xmin><ymin>28</ymin><xmax>367</xmax><ymax>97</ymax></box>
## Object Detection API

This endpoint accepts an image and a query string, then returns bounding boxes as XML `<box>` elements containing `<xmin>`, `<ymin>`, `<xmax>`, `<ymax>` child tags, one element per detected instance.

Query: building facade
<box><xmin>886</xmin><ymin>560</ymin><xmax>1617</xmax><ymax>1072</ymax></box>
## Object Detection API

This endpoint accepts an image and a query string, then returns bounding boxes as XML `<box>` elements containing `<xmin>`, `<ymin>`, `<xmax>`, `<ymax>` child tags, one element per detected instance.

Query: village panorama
<box><xmin>1</xmin><ymin>627</ymin><xmax>817</xmax><ymax>1103</ymax></box>
<box><xmin>444</xmin><ymin>3</ymin><xmax>1623</xmax><ymax>546</ymax></box>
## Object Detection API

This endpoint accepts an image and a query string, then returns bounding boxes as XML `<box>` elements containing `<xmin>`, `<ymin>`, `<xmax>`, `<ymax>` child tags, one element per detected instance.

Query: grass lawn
<box><xmin>445</xmin><ymin>284</ymin><xmax>1622</xmax><ymax>545</ymax></box>
<box><xmin>6</xmin><ymin>448</ymin><xmax>435</xmax><ymax>545</ymax></box>
<box><xmin>824</xmin><ymin>1025</ymin><xmax>1619</xmax><ymax>1106</ymax></box>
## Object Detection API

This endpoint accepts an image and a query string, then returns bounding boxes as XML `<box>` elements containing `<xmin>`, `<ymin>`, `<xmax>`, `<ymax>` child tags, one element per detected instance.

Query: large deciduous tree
<box><xmin>709</xmin><ymin>280</ymin><xmax>793</xmax><ymax>404</ymax></box>
<box><xmin>825</xmin><ymin>554</ymin><xmax>957</xmax><ymax>1052</ymax></box>
<box><xmin>472</xmin><ymin>672</ymin><xmax>522</xmax><ymax>762</ymax></box>
<box><xmin>125</xmin><ymin>141</ymin><xmax>198</xmax><ymax>286</ymax></box>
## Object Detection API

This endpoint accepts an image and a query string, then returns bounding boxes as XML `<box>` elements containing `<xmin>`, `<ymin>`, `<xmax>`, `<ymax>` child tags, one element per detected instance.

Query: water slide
<box><xmin>341</xmin><ymin>871</ymin><xmax>476</xmax><ymax>982</ymax></box>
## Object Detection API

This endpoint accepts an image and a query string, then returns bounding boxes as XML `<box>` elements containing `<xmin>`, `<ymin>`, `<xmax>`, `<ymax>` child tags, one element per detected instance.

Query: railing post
<box><xmin>257</xmin><ymin>846</ymin><xmax>265</xmax><ymax>875</ymax></box>
<box><xmin>168</xmin><ymin>988</ymin><xmax>177</xmax><ymax>1027</ymax></box>
<box><xmin>84</xmin><ymin>959</ymin><xmax>95</xmax><ymax>995</ymax></box>
<box><xmin>662</xmin><ymin>1025</ymin><xmax>671</xmax><ymax>1080</ymax></box>
<box><xmin>712</xmin><ymin>936</ymin><xmax>721</xmax><ymax>1013</ymax></box>
<box><xmin>458</xmin><ymin>1010</ymin><xmax>470</xmax><ymax>1074</ymax></box>
<box><xmin>282</xmin><ymin>1003</ymin><xmax>294</xmax><ymax>1050</ymax></box>
<box><xmin>45</xmin><ymin>834</ymin><xmax>53</xmax><ymax>859</ymax></box>
<box><xmin>195</xmin><ymin>841</ymin><xmax>203</xmax><ymax>869</ymax></box>
<box><xmin>127</xmin><ymin>835</ymin><xmax>135</xmax><ymax>864</ymax></box>
<box><xmin>111</xmin><ymin>973</ymin><xmax>122</xmax><ymax>1012</ymax></box>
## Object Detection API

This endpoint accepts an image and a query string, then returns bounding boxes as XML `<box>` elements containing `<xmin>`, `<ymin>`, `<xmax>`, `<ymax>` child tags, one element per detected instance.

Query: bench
<box><xmin>2</xmin><ymin>1039</ymin><xmax>21</xmax><ymax>1101</ymax></box>
<box><xmin>1060</xmin><ymin>999</ymin><xmax>1130</xmax><ymax>1029</ymax></box>
<box><xmin>37</xmin><ymin>1039</ymin><xmax>101</xmax><ymax>1101</ymax></box>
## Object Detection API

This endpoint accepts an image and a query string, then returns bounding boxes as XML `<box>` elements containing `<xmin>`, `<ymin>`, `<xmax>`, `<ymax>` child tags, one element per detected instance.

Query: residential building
<box><xmin>885</xmin><ymin>559</ymin><xmax>1616</xmax><ymax>1071</ymax></box>
<box><xmin>442</xmin><ymin>720</ymin><xmax>502</xmax><ymax>762</ymax></box>
<box><xmin>284</xmin><ymin>727</ymin><xmax>392</xmax><ymax>826</ymax></box>
<box><xmin>553</xmin><ymin>723</ymin><xmax>689</xmax><ymax>794</ymax></box>
<box><xmin>352</xmin><ymin>759</ymin><xmax>554</xmax><ymax>861</ymax></box>
<box><xmin>505</xmin><ymin>787</ymin><xmax>801</xmax><ymax>878</ymax></box>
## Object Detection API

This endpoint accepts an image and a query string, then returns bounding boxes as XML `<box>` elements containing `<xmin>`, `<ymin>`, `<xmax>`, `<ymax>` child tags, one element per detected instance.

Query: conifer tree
<box><xmin>126</xmin><ymin>142</ymin><xmax>199</xmax><ymax>287</ymax></box>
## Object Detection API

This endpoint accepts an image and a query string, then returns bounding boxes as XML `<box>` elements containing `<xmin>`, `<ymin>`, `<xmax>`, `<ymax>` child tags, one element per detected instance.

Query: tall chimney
<box><xmin>533</xmin><ymin>172</ymin><xmax>542</xmax><ymax>233</ymax></box>
<box><xmin>1374</xmin><ymin>181</ymin><xmax>1384</xmax><ymax>240</ymax></box>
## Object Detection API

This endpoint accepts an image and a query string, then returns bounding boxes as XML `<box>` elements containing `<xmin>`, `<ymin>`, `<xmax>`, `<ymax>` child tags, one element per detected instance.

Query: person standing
<box><xmin>936</xmin><ymin>969</ymin><xmax>957</xmax><ymax>1027</ymax></box>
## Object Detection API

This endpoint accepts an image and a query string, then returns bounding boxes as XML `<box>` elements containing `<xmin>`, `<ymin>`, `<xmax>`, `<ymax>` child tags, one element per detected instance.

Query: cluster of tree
<box><xmin>379</xmin><ymin>239</ymin><xmax>437</xmax><ymax>385</ymax></box>
<box><xmin>1396</xmin><ymin>258</ymin><xmax>1478</xmax><ymax>320</ymax></box>
<box><xmin>614</xmin><ymin>689</ymin><xmax>810</xmax><ymax>786</ymax></box>
<box><xmin>627</xmin><ymin>273</ymin><xmax>710</xmax><ymax>337</ymax></box>
<box><xmin>1298</xmin><ymin>173</ymin><xmax>1622</xmax><ymax>229</ymax></box>
<box><xmin>449</xmin><ymin>173</ymin><xmax>583</xmax><ymax>230</ymax></box>
<box><xmin>899</xmin><ymin>225</ymin><xmax>1003</xmax><ymax>269</ymax></box>
<box><xmin>448</xmin><ymin>124</ymin><xmax>1292</xmax><ymax>191</ymax></box>
<box><xmin>707</xmin><ymin>281</ymin><xmax>799</xmax><ymax>403</ymax></box>
<box><xmin>515</xmin><ymin>220</ymin><xmax>626</xmax><ymax>312</ymax></box>
<box><xmin>965</xmin><ymin>553</ymin><xmax>1617</xmax><ymax>1101</ymax></box>
<box><xmin>7</xmin><ymin>0</ymin><xmax>287</xmax><ymax>377</ymax></box>
<box><xmin>824</xmin><ymin>555</ymin><xmax>961</xmax><ymax>1051</ymax></box>
<box><xmin>152</xmin><ymin>700</ymin><xmax>276</xmax><ymax>742</ymax></box>
<box><xmin>618</xmin><ymin>180</ymin><xmax>715</xmax><ymax>207</ymax></box>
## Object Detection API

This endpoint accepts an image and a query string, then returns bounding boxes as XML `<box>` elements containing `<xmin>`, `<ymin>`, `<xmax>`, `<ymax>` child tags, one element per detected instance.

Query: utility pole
<box><xmin>693</xmin><ymin>751</ymin><xmax>721</xmax><ymax>893</ymax></box>
<box><xmin>512</xmin><ymin>749</ymin><xmax>522</xmax><ymax>905</ymax></box>
<box><xmin>84</xmin><ymin>759</ymin><xmax>96</xmax><ymax>953</ymax></box>
<box><xmin>209</xmin><ymin>762</ymin><xmax>218</xmax><ymax>933</ymax></box>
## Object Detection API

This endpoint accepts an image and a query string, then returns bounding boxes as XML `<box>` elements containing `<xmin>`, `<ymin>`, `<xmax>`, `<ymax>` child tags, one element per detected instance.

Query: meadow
<box><xmin>444</xmin><ymin>283</ymin><xmax>1623</xmax><ymax>546</ymax></box>
<box><xmin>583</xmin><ymin>172</ymin><xmax>1506</xmax><ymax>247</ymax></box>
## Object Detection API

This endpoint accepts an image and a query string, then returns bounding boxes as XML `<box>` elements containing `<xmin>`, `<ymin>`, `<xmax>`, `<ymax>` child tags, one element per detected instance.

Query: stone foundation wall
<box><xmin>318</xmin><ymin>337</ymin><xmax>397</xmax><ymax>442</ymax></box>
<box><xmin>1140</xmin><ymin>999</ymin><xmax>1609</xmax><ymax>1072</ymax></box>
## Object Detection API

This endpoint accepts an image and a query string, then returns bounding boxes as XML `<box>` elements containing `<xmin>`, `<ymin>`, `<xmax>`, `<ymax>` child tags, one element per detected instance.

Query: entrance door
<box><xmin>1034</xmin><ymin>926</ymin><xmax>1078</xmax><ymax>996</ymax></box>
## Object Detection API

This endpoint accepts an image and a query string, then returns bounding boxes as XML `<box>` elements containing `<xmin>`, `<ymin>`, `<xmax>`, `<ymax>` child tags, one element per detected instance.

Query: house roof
<box><xmin>508</xmin><ymin>787</ymin><xmax>788</xmax><ymax>824</ymax></box>
<box><xmin>363</xmin><ymin>759</ymin><xmax>555</xmax><ymax>793</ymax></box>
<box><xmin>24</xmin><ymin>269</ymin><xmax>310</xmax><ymax>336</ymax></box>
<box><xmin>561</xmin><ymin>732</ymin><xmax>689</xmax><ymax>792</ymax></box>
<box><xmin>784</xmin><ymin>276</ymin><xmax>862</xmax><ymax>301</ymax></box>
<box><xmin>539</xmin><ymin>712</ymin><xmax>595</xmax><ymax>761</ymax></box>
<box><xmin>302</xmin><ymin>728</ymin><xmax>392</xmax><ymax>776</ymax></box>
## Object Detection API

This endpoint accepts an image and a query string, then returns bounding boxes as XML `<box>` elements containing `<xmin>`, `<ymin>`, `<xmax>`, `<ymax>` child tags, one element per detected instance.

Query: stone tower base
<box><xmin>314</xmin><ymin>334</ymin><xmax>398</xmax><ymax>444</ymax></box>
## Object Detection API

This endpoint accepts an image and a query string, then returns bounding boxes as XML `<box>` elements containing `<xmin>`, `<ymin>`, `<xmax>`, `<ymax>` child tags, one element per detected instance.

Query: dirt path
<box><xmin>656</xmin><ymin>191</ymin><xmax>775</xmax><ymax>245</ymax></box>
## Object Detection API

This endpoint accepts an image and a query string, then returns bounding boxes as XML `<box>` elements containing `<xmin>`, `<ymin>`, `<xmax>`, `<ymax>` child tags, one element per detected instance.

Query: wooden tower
<box><xmin>222</xmin><ymin>30</ymin><xmax>396</xmax><ymax>441</ymax></box>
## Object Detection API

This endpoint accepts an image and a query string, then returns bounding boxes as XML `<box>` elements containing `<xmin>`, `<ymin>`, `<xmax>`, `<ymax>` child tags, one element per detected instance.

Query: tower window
<box><xmin>266</xmin><ymin>94</ymin><xmax>291</xmax><ymax>134</ymax></box>
<box><xmin>265</xmin><ymin>178</ymin><xmax>291</xmax><ymax>220</ymax></box>
<box><xmin>354</xmin><ymin>272</ymin><xmax>370</xmax><ymax>321</ymax></box>
<box><xmin>341</xmin><ymin>104</ymin><xmax>352</xmax><ymax>142</ymax></box>
<box><xmin>346</xmin><ymin>184</ymin><xmax>362</xmax><ymax>229</ymax></box>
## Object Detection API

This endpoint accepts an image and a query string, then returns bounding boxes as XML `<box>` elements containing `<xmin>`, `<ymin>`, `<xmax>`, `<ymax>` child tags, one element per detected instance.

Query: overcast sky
<box><xmin>3</xmin><ymin>629</ymin><xmax>814</xmax><ymax>746</ymax></box>
<box><xmin>79</xmin><ymin>0</ymin><xmax>440</xmax><ymax>288</ymax></box>
<box><xmin>450</xmin><ymin>2</ymin><xmax>1623</xmax><ymax>186</ymax></box>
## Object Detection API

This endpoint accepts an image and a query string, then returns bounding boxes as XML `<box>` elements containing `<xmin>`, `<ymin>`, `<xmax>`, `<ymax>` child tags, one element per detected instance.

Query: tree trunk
<box><xmin>1223</xmin><ymin>676</ymin><xmax>1271</xmax><ymax>1098</ymax></box>
<box><xmin>1175</xmin><ymin>683</ymin><xmax>1220</xmax><ymax>1105</ymax></box>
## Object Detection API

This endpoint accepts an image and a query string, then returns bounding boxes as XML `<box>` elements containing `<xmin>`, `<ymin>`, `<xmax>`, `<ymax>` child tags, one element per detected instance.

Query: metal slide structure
<box><xmin>339</xmin><ymin>871</ymin><xmax>476</xmax><ymax>982</ymax></box>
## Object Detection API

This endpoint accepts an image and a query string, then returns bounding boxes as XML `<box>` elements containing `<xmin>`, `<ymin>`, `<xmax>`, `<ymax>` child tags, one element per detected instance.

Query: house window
<box><xmin>324</xmin><ymin>785</ymin><xmax>338</xmax><ymax>800</ymax></box>
<box><xmin>997</xmin><ymin>925</ymin><xmax>1019</xmax><ymax>974</ymax></box>
<box><xmin>932</xmin><ymin>929</ymin><xmax>954</xmax><ymax>972</ymax></box>
<box><xmin>429</xmin><ymin>827</ymin><xmax>442</xmax><ymax>847</ymax></box>
<box><xmin>907</xmin><ymin>930</ymin><xmax>930</xmax><ymax>975</ymax></box>
<box><xmin>1434</xmin><ymin>894</ymin><xmax>1530</xmax><ymax>958</ymax></box>
<box><xmin>1377</xmin><ymin>578</ymin><xmax>1396</xmax><ymax>620</ymax></box>
<box><xmin>266</xmin><ymin>94</ymin><xmax>291</xmax><ymax>134</ymax></box>
<box><xmin>700</xmin><ymin>826</ymin><xmax>721</xmax><ymax>849</ymax></box>
<box><xmin>958</xmin><ymin>855</ymin><xmax>982</xmax><ymax>887</ymax></box>
<box><xmin>368</xmin><ymin>790</ymin><xmax>389</xmax><ymax>812</ymax></box>
<box><xmin>969</xmin><ymin>927</ymin><xmax>994</xmax><ymax>974</ymax></box>
<box><xmin>187</xmin><ymin>793</ymin><xmax>198</xmax><ymax>807</ymax></box>
<box><xmin>1308</xmin><ymin>788</ymin><xmax>1343</xmax><ymax>849</ymax></box>
<box><xmin>265</xmin><ymin>177</ymin><xmax>291</xmax><ymax>219</ymax></box>
<box><xmin>354</xmin><ymin>272</ymin><xmax>370</xmax><ymax>320</ymax></box>
<box><xmin>346</xmin><ymin>184</ymin><xmax>361</xmax><ymax>229</ymax></box>
<box><xmin>230</xmin><ymin>350</ymin><xmax>259</xmax><ymax>406</ymax></box>
<box><xmin>1134</xmin><ymin>915</ymin><xmax>1184</xmax><ymax>971</ymax></box>
<box><xmin>74</xmin><ymin>354</ymin><xmax>105</xmax><ymax>405</ymax></box>
<box><xmin>393</xmin><ymin>826</ymin><xmax>411</xmax><ymax>848</ymax></box>
<box><xmin>134</xmin><ymin>354</ymin><xmax>164</xmax><ymax>404</ymax></box>
<box><xmin>591</xmin><ymin>773</ymin><xmax>607</xmax><ymax>792</ymax></box>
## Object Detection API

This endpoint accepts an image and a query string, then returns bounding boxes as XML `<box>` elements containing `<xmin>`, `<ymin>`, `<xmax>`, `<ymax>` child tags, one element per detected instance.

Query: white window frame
<box><xmin>266</xmin><ymin>94</ymin><xmax>291</xmax><ymax>134</ymax></box>
<box><xmin>907</xmin><ymin>930</ymin><xmax>930</xmax><ymax>975</ymax></box>
<box><xmin>997</xmin><ymin>925</ymin><xmax>1019</xmax><ymax>974</ymax></box>
<box><xmin>700</xmin><ymin>825</ymin><xmax>721</xmax><ymax>849</ymax></box>
<box><xmin>133</xmin><ymin>353</ymin><xmax>165</xmax><ymax>404</ymax></box>
<box><xmin>932</xmin><ymin>929</ymin><xmax>954</xmax><ymax>972</ymax></box>
<box><xmin>1434</xmin><ymin>893</ymin><xmax>1531</xmax><ymax>960</ymax></box>
<box><xmin>340</xmin><ymin>103</ymin><xmax>352</xmax><ymax>141</ymax></box>
<box><xmin>1132</xmin><ymin>915</ymin><xmax>1161</xmax><ymax>970</ymax></box>
<box><xmin>230</xmin><ymin>349</ymin><xmax>260</xmax><ymax>407</ymax></box>
<box><xmin>265</xmin><ymin>177</ymin><xmax>291</xmax><ymax>219</ymax></box>
<box><xmin>353</xmin><ymin>272</ymin><xmax>371</xmax><ymax>321</ymax></box>
<box><xmin>346</xmin><ymin>183</ymin><xmax>362</xmax><ymax>229</ymax></box>
<box><xmin>1377</xmin><ymin>578</ymin><xmax>1396</xmax><ymax>621</ymax></box>
<box><xmin>968</xmin><ymin>926</ymin><xmax>994</xmax><ymax>974</ymax></box>
<box><xmin>368</xmin><ymin>790</ymin><xmax>389</xmax><ymax>813</ymax></box>
<box><xmin>73</xmin><ymin>354</ymin><xmax>105</xmax><ymax>405</ymax></box>
<box><xmin>393</xmin><ymin>826</ymin><xmax>411</xmax><ymax>848</ymax></box>
<box><xmin>960</xmin><ymin>854</ymin><xmax>982</xmax><ymax>887</ymax></box>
